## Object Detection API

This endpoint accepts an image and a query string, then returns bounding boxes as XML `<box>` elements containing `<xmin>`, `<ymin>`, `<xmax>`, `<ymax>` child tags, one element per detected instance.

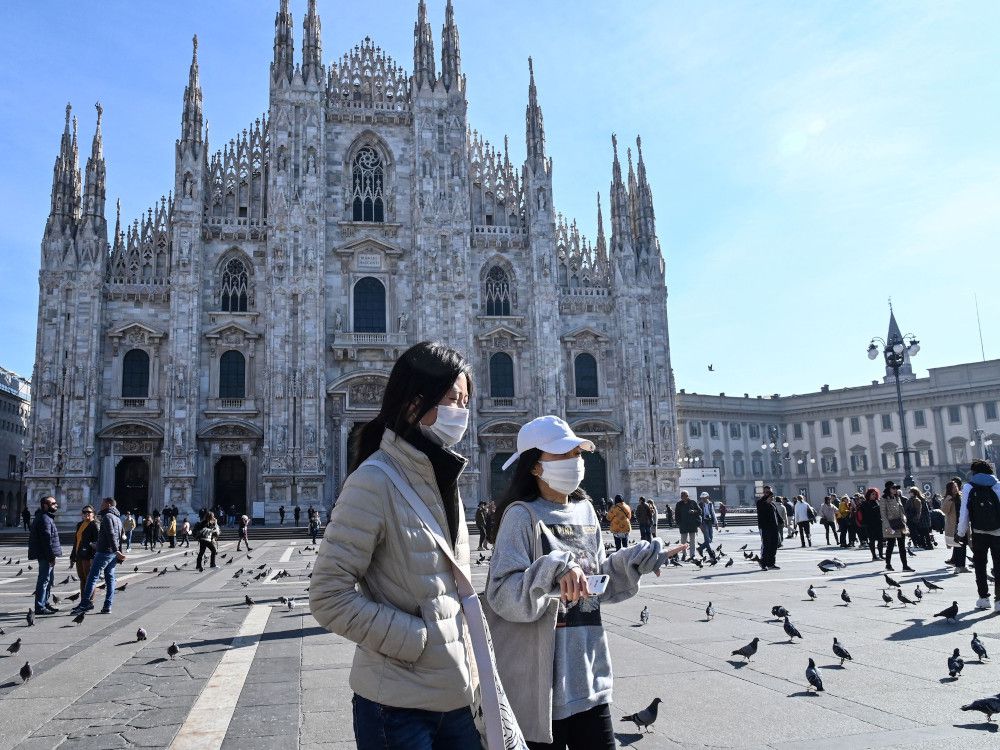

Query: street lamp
<box><xmin>970</xmin><ymin>428</ymin><xmax>995</xmax><ymax>461</ymax></box>
<box><xmin>867</xmin><ymin>327</ymin><xmax>920</xmax><ymax>487</ymax></box>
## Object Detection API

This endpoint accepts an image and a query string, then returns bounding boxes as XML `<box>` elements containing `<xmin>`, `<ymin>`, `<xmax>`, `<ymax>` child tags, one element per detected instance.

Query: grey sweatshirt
<box><xmin>487</xmin><ymin>498</ymin><xmax>663</xmax><ymax>722</ymax></box>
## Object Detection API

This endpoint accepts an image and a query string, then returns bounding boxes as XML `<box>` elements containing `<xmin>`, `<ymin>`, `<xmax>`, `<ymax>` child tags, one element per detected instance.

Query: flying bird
<box><xmin>639</xmin><ymin>606</ymin><xmax>649</xmax><ymax>625</ymax></box>
<box><xmin>884</xmin><ymin>573</ymin><xmax>901</xmax><ymax>589</ymax></box>
<box><xmin>806</xmin><ymin>658</ymin><xmax>824</xmax><ymax>692</ymax></box>
<box><xmin>961</xmin><ymin>695</ymin><xmax>1000</xmax><ymax>722</ymax></box>
<box><xmin>948</xmin><ymin>648</ymin><xmax>964</xmax><ymax>678</ymax></box>
<box><xmin>971</xmin><ymin>632</ymin><xmax>989</xmax><ymax>661</ymax></box>
<box><xmin>167</xmin><ymin>642</ymin><xmax>179</xmax><ymax>660</ymax></box>
<box><xmin>897</xmin><ymin>589</ymin><xmax>917</xmax><ymax>606</ymax></box>
<box><xmin>832</xmin><ymin>638</ymin><xmax>852</xmax><ymax>666</ymax></box>
<box><xmin>840</xmin><ymin>589</ymin><xmax>851</xmax><ymax>605</ymax></box>
<box><xmin>19</xmin><ymin>661</ymin><xmax>32</xmax><ymax>683</ymax></box>
<box><xmin>707</xmin><ymin>364</ymin><xmax>715</xmax><ymax>372</ymax></box>
<box><xmin>6</xmin><ymin>638</ymin><xmax>22</xmax><ymax>656</ymax></box>
<box><xmin>807</xmin><ymin>585</ymin><xmax>816</xmax><ymax>600</ymax></box>
<box><xmin>934</xmin><ymin>601</ymin><xmax>959</xmax><ymax>623</ymax></box>
<box><xmin>621</xmin><ymin>698</ymin><xmax>662</xmax><ymax>733</ymax></box>
<box><xmin>731</xmin><ymin>637</ymin><xmax>760</xmax><ymax>662</ymax></box>
<box><xmin>783</xmin><ymin>616</ymin><xmax>802</xmax><ymax>642</ymax></box>
<box><xmin>922</xmin><ymin>578</ymin><xmax>943</xmax><ymax>591</ymax></box>
<box><xmin>706</xmin><ymin>602</ymin><xmax>715</xmax><ymax>620</ymax></box>
<box><xmin>136</xmin><ymin>628</ymin><xmax>147</xmax><ymax>642</ymax></box>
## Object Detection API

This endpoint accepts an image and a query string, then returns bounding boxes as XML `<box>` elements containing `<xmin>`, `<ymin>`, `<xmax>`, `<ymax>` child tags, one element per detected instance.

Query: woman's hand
<box><xmin>558</xmin><ymin>566</ymin><xmax>591</xmax><ymax>603</ymax></box>
<box><xmin>653</xmin><ymin>543</ymin><xmax>689</xmax><ymax>576</ymax></box>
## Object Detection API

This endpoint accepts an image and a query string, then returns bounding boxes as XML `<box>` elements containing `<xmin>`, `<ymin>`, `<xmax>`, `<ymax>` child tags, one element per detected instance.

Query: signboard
<box><xmin>357</xmin><ymin>252</ymin><xmax>382</xmax><ymax>270</ymax></box>
<box><xmin>680</xmin><ymin>467</ymin><xmax>723</xmax><ymax>503</ymax></box>
<box><xmin>252</xmin><ymin>501</ymin><xmax>265</xmax><ymax>525</ymax></box>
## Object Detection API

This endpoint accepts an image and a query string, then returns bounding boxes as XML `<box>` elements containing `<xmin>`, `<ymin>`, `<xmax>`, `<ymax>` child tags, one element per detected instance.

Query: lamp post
<box><xmin>867</xmin><ymin>329</ymin><xmax>920</xmax><ymax>487</ymax></box>
<box><xmin>760</xmin><ymin>426</ymin><xmax>789</xmax><ymax>478</ymax></box>
<box><xmin>970</xmin><ymin>428</ymin><xmax>995</xmax><ymax>462</ymax></box>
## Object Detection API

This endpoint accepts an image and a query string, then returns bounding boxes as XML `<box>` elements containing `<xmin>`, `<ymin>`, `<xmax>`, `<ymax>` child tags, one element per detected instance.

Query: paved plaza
<box><xmin>0</xmin><ymin>527</ymin><xmax>998</xmax><ymax>749</ymax></box>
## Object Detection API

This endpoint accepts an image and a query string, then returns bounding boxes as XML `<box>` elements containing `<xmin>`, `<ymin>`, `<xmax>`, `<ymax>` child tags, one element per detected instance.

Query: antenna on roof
<box><xmin>974</xmin><ymin>293</ymin><xmax>986</xmax><ymax>361</ymax></box>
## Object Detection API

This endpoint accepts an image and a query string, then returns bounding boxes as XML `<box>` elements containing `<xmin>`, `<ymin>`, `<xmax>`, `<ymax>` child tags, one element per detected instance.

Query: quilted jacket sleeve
<box><xmin>599</xmin><ymin>533</ymin><xmax>664</xmax><ymax>604</ymax></box>
<box><xmin>309</xmin><ymin>466</ymin><xmax>428</xmax><ymax>664</ymax></box>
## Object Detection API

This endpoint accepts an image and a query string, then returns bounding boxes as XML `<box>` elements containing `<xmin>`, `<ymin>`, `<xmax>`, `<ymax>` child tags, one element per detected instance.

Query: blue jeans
<box><xmin>352</xmin><ymin>694</ymin><xmax>481</xmax><ymax>750</ymax></box>
<box><xmin>699</xmin><ymin>522</ymin><xmax>717</xmax><ymax>559</ymax></box>
<box><xmin>33</xmin><ymin>557</ymin><xmax>55</xmax><ymax>610</ymax></box>
<box><xmin>124</xmin><ymin>528</ymin><xmax>133</xmax><ymax>551</ymax></box>
<box><xmin>81</xmin><ymin>551</ymin><xmax>119</xmax><ymax>610</ymax></box>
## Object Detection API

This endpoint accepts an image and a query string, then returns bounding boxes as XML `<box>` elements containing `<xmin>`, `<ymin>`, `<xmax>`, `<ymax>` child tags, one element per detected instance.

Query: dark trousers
<box><xmin>761</xmin><ymin>529</ymin><xmax>780</xmax><ymax>567</ymax></box>
<box><xmin>196</xmin><ymin>540</ymin><xmax>217</xmax><ymax>570</ymax></box>
<box><xmin>885</xmin><ymin>537</ymin><xmax>909</xmax><ymax>569</ymax></box>
<box><xmin>868</xmin><ymin>536</ymin><xmax>884</xmax><ymax>560</ymax></box>
<box><xmin>352</xmin><ymin>693</ymin><xmax>481</xmax><ymax>750</ymax></box>
<box><xmin>798</xmin><ymin>521</ymin><xmax>811</xmax><ymax>546</ymax></box>
<box><xmin>638</xmin><ymin>523</ymin><xmax>652</xmax><ymax>542</ymax></box>
<box><xmin>971</xmin><ymin>533</ymin><xmax>1000</xmax><ymax>600</ymax></box>
<box><xmin>527</xmin><ymin>703</ymin><xmax>616</xmax><ymax>750</ymax></box>
<box><xmin>237</xmin><ymin>529</ymin><xmax>251</xmax><ymax>550</ymax></box>
<box><xmin>948</xmin><ymin>541</ymin><xmax>967</xmax><ymax>567</ymax></box>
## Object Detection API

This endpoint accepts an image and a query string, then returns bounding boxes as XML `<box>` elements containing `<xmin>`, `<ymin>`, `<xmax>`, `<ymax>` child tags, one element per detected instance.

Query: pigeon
<box><xmin>620</xmin><ymin>698</ymin><xmax>661</xmax><ymax>733</ymax></box>
<box><xmin>922</xmin><ymin>578</ymin><xmax>943</xmax><ymax>591</ymax></box>
<box><xmin>948</xmin><ymin>648</ymin><xmax>964</xmax><ymax>678</ymax></box>
<box><xmin>732</xmin><ymin>637</ymin><xmax>759</xmax><ymax>662</ymax></box>
<box><xmin>117</xmin><ymin>582</ymin><xmax>128</xmax><ymax>592</ymax></box>
<box><xmin>897</xmin><ymin>589</ymin><xmax>917</xmax><ymax>606</ymax></box>
<box><xmin>287</xmin><ymin>599</ymin><xmax>295</xmax><ymax>611</ymax></box>
<box><xmin>708</xmin><ymin>558</ymin><xmax>719</xmax><ymax>567</ymax></box>
<box><xmin>692</xmin><ymin>558</ymin><xmax>703</xmax><ymax>569</ymax></box>
<box><xmin>934</xmin><ymin>601</ymin><xmax>959</xmax><ymax>623</ymax></box>
<box><xmin>771</xmin><ymin>605</ymin><xmax>790</xmax><ymax>619</ymax></box>
<box><xmin>6</xmin><ymin>638</ymin><xmax>22</xmax><ymax>656</ymax></box>
<box><xmin>818</xmin><ymin>558</ymin><xmax>846</xmax><ymax>573</ymax></box>
<box><xmin>167</xmin><ymin>642</ymin><xmax>179</xmax><ymax>660</ymax></box>
<box><xmin>226</xmin><ymin>558</ymin><xmax>234</xmax><ymax>565</ymax></box>
<box><xmin>134</xmin><ymin>566</ymin><xmax>139</xmax><ymax>573</ymax></box>
<box><xmin>832</xmin><ymin>637</ymin><xmax>852</xmax><ymax>665</ymax></box>
<box><xmin>19</xmin><ymin>661</ymin><xmax>32</xmax><ymax>682</ymax></box>
<box><xmin>157</xmin><ymin>569</ymin><xmax>167</xmax><ymax>577</ymax></box>
<box><xmin>961</xmin><ymin>695</ymin><xmax>1000</xmax><ymax>722</ymax></box>
<box><xmin>639</xmin><ymin>606</ymin><xmax>649</xmax><ymax>625</ymax></box>
<box><xmin>0</xmin><ymin>627</ymin><xmax>4</xmax><ymax>635</ymax></box>
<box><xmin>72</xmin><ymin>611</ymin><xmax>86</xmax><ymax>625</ymax></box>
<box><xmin>51</xmin><ymin>594</ymin><xmax>60</xmax><ymax>605</ymax></box>
<box><xmin>724</xmin><ymin>558</ymin><xmax>734</xmax><ymax>568</ymax></box>
<box><xmin>246</xmin><ymin>555</ymin><xmax>252</xmax><ymax>559</ymax></box>
<box><xmin>806</xmin><ymin>658</ymin><xmax>824</xmax><ymax>692</ymax></box>
<box><xmin>66</xmin><ymin>592</ymin><xmax>80</xmax><ymax>602</ymax></box>
<box><xmin>60</xmin><ymin>576</ymin><xmax>70</xmax><ymax>585</ymax></box>
<box><xmin>706</xmin><ymin>602</ymin><xmax>715</xmax><ymax>620</ymax></box>
<box><xmin>476</xmin><ymin>554</ymin><xmax>486</xmax><ymax>565</ymax></box>
<box><xmin>971</xmin><ymin>632</ymin><xmax>989</xmax><ymax>661</ymax></box>
<box><xmin>136</xmin><ymin>628</ymin><xmax>147</xmax><ymax>642</ymax></box>
<box><xmin>739</xmin><ymin>544</ymin><xmax>748</xmax><ymax>551</ymax></box>
<box><xmin>807</xmin><ymin>585</ymin><xmax>816</xmax><ymax>600</ymax></box>
<box><xmin>152</xmin><ymin>568</ymin><xmax>158</xmax><ymax>573</ymax></box>
<box><xmin>221</xmin><ymin>553</ymin><xmax>228</xmax><ymax>559</ymax></box>
<box><xmin>840</xmin><ymin>589</ymin><xmax>851</xmax><ymax>606</ymax></box>
<box><xmin>26</xmin><ymin>610</ymin><xmax>34</xmax><ymax>627</ymax></box>
<box><xmin>278</xmin><ymin>596</ymin><xmax>288</xmax><ymax>605</ymax></box>
<box><xmin>783</xmin><ymin>616</ymin><xmax>802</xmax><ymax>642</ymax></box>
<box><xmin>743</xmin><ymin>551</ymin><xmax>752</xmax><ymax>560</ymax></box>
<box><xmin>245</xmin><ymin>595</ymin><xmax>255</xmax><ymax>606</ymax></box>
<box><xmin>669</xmin><ymin>557</ymin><xmax>681</xmax><ymax>567</ymax></box>
<box><xmin>884</xmin><ymin>573</ymin><xmax>901</xmax><ymax>589</ymax></box>
<box><xmin>914</xmin><ymin>585</ymin><xmax>922</xmax><ymax>601</ymax></box>
<box><xmin>174</xmin><ymin>565</ymin><xmax>181</xmax><ymax>571</ymax></box>
<box><xmin>881</xmin><ymin>589</ymin><xmax>893</xmax><ymax>606</ymax></box>
<box><xmin>15</xmin><ymin>569</ymin><xmax>22</xmax><ymax>577</ymax></box>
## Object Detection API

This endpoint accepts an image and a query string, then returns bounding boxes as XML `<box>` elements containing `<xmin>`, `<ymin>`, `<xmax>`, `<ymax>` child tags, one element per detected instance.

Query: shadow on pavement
<box><xmin>726</xmin><ymin>659</ymin><xmax>749</xmax><ymax>669</ymax></box>
<box><xmin>613</xmin><ymin>732</ymin><xmax>644</xmax><ymax>746</ymax></box>
<box><xmin>787</xmin><ymin>691</ymin><xmax>820</xmax><ymax>698</ymax></box>
<box><xmin>887</xmin><ymin>612</ymin><xmax>998</xmax><ymax>641</ymax></box>
<box><xmin>954</xmin><ymin>722</ymin><xmax>998</xmax><ymax>733</ymax></box>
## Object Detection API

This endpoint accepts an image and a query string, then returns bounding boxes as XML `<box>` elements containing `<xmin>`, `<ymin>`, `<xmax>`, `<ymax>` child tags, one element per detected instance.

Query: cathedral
<box><xmin>27</xmin><ymin>0</ymin><xmax>678</xmax><ymax>522</ymax></box>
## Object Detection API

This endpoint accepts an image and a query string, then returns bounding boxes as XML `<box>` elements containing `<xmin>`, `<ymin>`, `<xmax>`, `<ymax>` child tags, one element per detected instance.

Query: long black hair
<box><xmin>488</xmin><ymin>447</ymin><xmax>589</xmax><ymax>542</ymax></box>
<box><xmin>349</xmin><ymin>341</ymin><xmax>473</xmax><ymax>474</ymax></box>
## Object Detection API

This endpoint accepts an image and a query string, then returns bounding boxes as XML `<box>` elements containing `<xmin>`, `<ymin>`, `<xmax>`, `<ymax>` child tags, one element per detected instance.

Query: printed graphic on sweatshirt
<box><xmin>541</xmin><ymin>522</ymin><xmax>602</xmax><ymax>628</ymax></box>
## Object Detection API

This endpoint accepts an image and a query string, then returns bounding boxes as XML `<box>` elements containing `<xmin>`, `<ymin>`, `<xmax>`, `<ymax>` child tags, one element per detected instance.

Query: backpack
<box><xmin>967</xmin><ymin>483</ymin><xmax>1000</xmax><ymax>532</ymax></box>
<box><xmin>807</xmin><ymin>505</ymin><xmax>816</xmax><ymax>523</ymax></box>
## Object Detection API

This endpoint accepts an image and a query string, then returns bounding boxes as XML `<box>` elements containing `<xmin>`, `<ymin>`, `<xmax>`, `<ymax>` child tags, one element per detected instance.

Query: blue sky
<box><xmin>1</xmin><ymin>1</ymin><xmax>997</xmax><ymax>397</ymax></box>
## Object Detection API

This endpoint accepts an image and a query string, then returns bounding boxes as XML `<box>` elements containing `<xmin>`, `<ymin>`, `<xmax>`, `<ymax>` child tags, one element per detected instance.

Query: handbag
<box><xmin>889</xmin><ymin>517</ymin><xmax>905</xmax><ymax>532</ymax></box>
<box><xmin>364</xmin><ymin>459</ymin><xmax>528</xmax><ymax>750</ymax></box>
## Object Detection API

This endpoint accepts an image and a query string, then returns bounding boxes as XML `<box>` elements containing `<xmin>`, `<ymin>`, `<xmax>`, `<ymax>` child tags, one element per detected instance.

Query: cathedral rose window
<box><xmin>352</xmin><ymin>146</ymin><xmax>385</xmax><ymax>223</ymax></box>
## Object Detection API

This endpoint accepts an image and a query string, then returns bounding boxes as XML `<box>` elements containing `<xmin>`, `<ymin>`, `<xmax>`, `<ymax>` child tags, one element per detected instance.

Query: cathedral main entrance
<box><xmin>489</xmin><ymin>453</ymin><xmax>513</xmax><ymax>504</ymax></box>
<box><xmin>582</xmin><ymin>451</ymin><xmax>608</xmax><ymax>505</ymax></box>
<box><xmin>114</xmin><ymin>456</ymin><xmax>149</xmax><ymax>515</ymax></box>
<box><xmin>214</xmin><ymin>456</ymin><xmax>247</xmax><ymax>516</ymax></box>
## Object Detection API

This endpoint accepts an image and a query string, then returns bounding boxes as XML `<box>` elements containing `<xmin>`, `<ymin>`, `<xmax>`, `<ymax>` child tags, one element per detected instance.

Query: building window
<box><xmin>219</xmin><ymin>350</ymin><xmax>246</xmax><ymax>399</ymax></box>
<box><xmin>820</xmin><ymin>420</ymin><xmax>831</xmax><ymax>437</ymax></box>
<box><xmin>915</xmin><ymin>448</ymin><xmax>934</xmax><ymax>467</ymax></box>
<box><xmin>737</xmin><ymin>486</ymin><xmax>746</xmax><ymax>503</ymax></box>
<box><xmin>821</xmin><ymin>454</ymin><xmax>838</xmax><ymax>473</ymax></box>
<box><xmin>121</xmin><ymin>349</ymin><xmax>150</xmax><ymax>398</ymax></box>
<box><xmin>353</xmin><ymin>277</ymin><xmax>386</xmax><ymax>333</ymax></box>
<box><xmin>951</xmin><ymin>443</ymin><xmax>966</xmax><ymax>463</ymax></box>
<box><xmin>881</xmin><ymin>451</ymin><xmax>898</xmax><ymax>470</ymax></box>
<box><xmin>733</xmin><ymin>453</ymin><xmax>745</xmax><ymax>477</ymax></box>
<box><xmin>574</xmin><ymin>353</ymin><xmax>598</xmax><ymax>397</ymax></box>
<box><xmin>748</xmin><ymin>424</ymin><xmax>760</xmax><ymax>440</ymax></box>
<box><xmin>850</xmin><ymin>416</ymin><xmax>861</xmax><ymax>434</ymax></box>
<box><xmin>881</xmin><ymin>414</ymin><xmax>892</xmax><ymax>431</ymax></box>
<box><xmin>796</xmin><ymin>459</ymin><xmax>807</xmax><ymax>476</ymax></box>
<box><xmin>751</xmin><ymin>455</ymin><xmax>763</xmax><ymax>477</ymax></box>
<box><xmin>483</xmin><ymin>266</ymin><xmax>512</xmax><ymax>316</ymax></box>
<box><xmin>986</xmin><ymin>401</ymin><xmax>998</xmax><ymax>421</ymax></box>
<box><xmin>793</xmin><ymin>423</ymin><xmax>803</xmax><ymax>439</ymax></box>
<box><xmin>913</xmin><ymin>410</ymin><xmax>926</xmax><ymax>428</ymax></box>
<box><xmin>947</xmin><ymin>405</ymin><xmax>961</xmax><ymax>424</ymax></box>
<box><xmin>7</xmin><ymin>454</ymin><xmax>16</xmax><ymax>479</ymax></box>
<box><xmin>709</xmin><ymin>422</ymin><xmax>719</xmax><ymax>439</ymax></box>
<box><xmin>352</xmin><ymin>146</ymin><xmax>385</xmax><ymax>222</ymax></box>
<box><xmin>689</xmin><ymin>422</ymin><xmax>701</xmax><ymax>438</ymax></box>
<box><xmin>220</xmin><ymin>257</ymin><xmax>250</xmax><ymax>312</ymax></box>
<box><xmin>850</xmin><ymin>453</ymin><xmax>868</xmax><ymax>472</ymax></box>
<box><xmin>730</xmin><ymin>423</ymin><xmax>741</xmax><ymax>440</ymax></box>
<box><xmin>489</xmin><ymin>352</ymin><xmax>515</xmax><ymax>398</ymax></box>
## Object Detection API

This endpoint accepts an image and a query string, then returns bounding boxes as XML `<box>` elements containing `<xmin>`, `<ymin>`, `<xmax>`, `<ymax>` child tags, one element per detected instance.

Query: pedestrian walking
<box><xmin>793</xmin><ymin>496</ymin><xmax>812</xmax><ymax>547</ymax></box>
<box><xmin>141</xmin><ymin>514</ymin><xmax>152</xmax><ymax>549</ymax></box>
<box><xmin>475</xmin><ymin>501</ymin><xmax>490</xmax><ymax>550</ymax></box>
<box><xmin>648</xmin><ymin>498</ymin><xmax>659</xmax><ymax>538</ymax></box>
<box><xmin>485</xmin><ymin>415</ymin><xmax>681</xmax><ymax>748</ymax></box>
<box><xmin>607</xmin><ymin>495</ymin><xmax>632</xmax><ymax>550</ymax></box>
<box><xmin>194</xmin><ymin>512</ymin><xmax>220</xmax><ymax>571</ymax></box>
<box><xmin>819</xmin><ymin>496</ymin><xmax>837</xmax><ymax>545</ymax></box>
<box><xmin>21</xmin><ymin>506</ymin><xmax>31</xmax><ymax>531</ymax></box>
<box><xmin>774</xmin><ymin>497</ymin><xmax>789</xmax><ymax>545</ymax></box>
<box><xmin>28</xmin><ymin>495</ymin><xmax>63</xmax><ymax>614</ymax></box>
<box><xmin>635</xmin><ymin>496</ymin><xmax>653</xmax><ymax>543</ymax></box>
<box><xmin>675</xmin><ymin>491</ymin><xmax>700</xmax><ymax>561</ymax></box>
<box><xmin>955</xmin><ymin>459</ymin><xmax>1000</xmax><ymax>612</ymax></box>
<box><xmin>757</xmin><ymin>486</ymin><xmax>781</xmax><ymax>570</ymax></box>
<box><xmin>878</xmin><ymin>482</ymin><xmax>913</xmax><ymax>572</ymax></box>
<box><xmin>151</xmin><ymin>510</ymin><xmax>164</xmax><ymax>549</ymax></box>
<box><xmin>122</xmin><ymin>510</ymin><xmax>136</xmax><ymax>551</ymax></box>
<box><xmin>309</xmin><ymin>341</ymin><xmax>484</xmax><ymax>748</ymax></box>
<box><xmin>69</xmin><ymin>505</ymin><xmax>99</xmax><ymax>598</ymax></box>
<box><xmin>697</xmin><ymin>493</ymin><xmax>718</xmax><ymax>560</ymax></box>
<box><xmin>718</xmin><ymin>501</ymin><xmax>728</xmax><ymax>528</ymax></box>
<box><xmin>308</xmin><ymin>508</ymin><xmax>320</xmax><ymax>544</ymax></box>
<box><xmin>859</xmin><ymin>488</ymin><xmax>884</xmax><ymax>560</ymax></box>
<box><xmin>236</xmin><ymin>513</ymin><xmax>252</xmax><ymax>551</ymax></box>
<box><xmin>278</xmin><ymin>504</ymin><xmax>285</xmax><ymax>525</ymax></box>
<box><xmin>180</xmin><ymin>517</ymin><xmax>191</xmax><ymax>547</ymax></box>
<box><xmin>294</xmin><ymin>505</ymin><xmax>301</xmax><ymax>526</ymax></box>
<box><xmin>942</xmin><ymin>479</ymin><xmax>969</xmax><ymax>572</ymax></box>
<box><xmin>72</xmin><ymin>497</ymin><xmax>124</xmax><ymax>615</ymax></box>
<box><xmin>166</xmin><ymin>514</ymin><xmax>176</xmax><ymax>548</ymax></box>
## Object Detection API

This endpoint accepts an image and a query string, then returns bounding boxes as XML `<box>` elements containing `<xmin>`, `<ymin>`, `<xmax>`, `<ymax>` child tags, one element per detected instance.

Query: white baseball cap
<box><xmin>501</xmin><ymin>416</ymin><xmax>595</xmax><ymax>470</ymax></box>
<box><xmin>699</xmin><ymin>492</ymin><xmax>711</xmax><ymax>499</ymax></box>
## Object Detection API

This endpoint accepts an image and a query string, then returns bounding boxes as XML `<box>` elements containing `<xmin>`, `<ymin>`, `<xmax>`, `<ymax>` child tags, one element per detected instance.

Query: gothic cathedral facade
<box><xmin>27</xmin><ymin>1</ymin><xmax>678</xmax><ymax>521</ymax></box>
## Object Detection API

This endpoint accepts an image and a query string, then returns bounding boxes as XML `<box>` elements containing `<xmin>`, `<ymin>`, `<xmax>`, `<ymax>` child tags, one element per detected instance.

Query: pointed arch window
<box><xmin>220</xmin><ymin>257</ymin><xmax>250</xmax><ymax>312</ymax></box>
<box><xmin>352</xmin><ymin>146</ymin><xmax>385</xmax><ymax>222</ymax></box>
<box><xmin>489</xmin><ymin>353</ymin><xmax>515</xmax><ymax>398</ymax></box>
<box><xmin>484</xmin><ymin>266</ymin><xmax>512</xmax><ymax>316</ymax></box>
<box><xmin>353</xmin><ymin>277</ymin><xmax>386</xmax><ymax>333</ymax></box>
<box><xmin>219</xmin><ymin>350</ymin><xmax>246</xmax><ymax>399</ymax></box>
<box><xmin>574</xmin><ymin>353</ymin><xmax>599</xmax><ymax>397</ymax></box>
<box><xmin>121</xmin><ymin>349</ymin><xmax>150</xmax><ymax>398</ymax></box>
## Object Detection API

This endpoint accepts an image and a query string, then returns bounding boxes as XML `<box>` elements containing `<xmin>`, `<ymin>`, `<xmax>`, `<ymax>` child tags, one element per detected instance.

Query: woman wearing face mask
<box><xmin>309</xmin><ymin>342</ymin><xmax>481</xmax><ymax>749</ymax></box>
<box><xmin>486</xmin><ymin>416</ymin><xmax>686</xmax><ymax>749</ymax></box>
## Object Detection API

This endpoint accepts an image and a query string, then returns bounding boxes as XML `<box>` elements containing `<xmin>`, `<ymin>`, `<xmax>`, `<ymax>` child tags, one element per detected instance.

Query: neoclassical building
<box><xmin>26</xmin><ymin>1</ymin><xmax>678</xmax><ymax>521</ymax></box>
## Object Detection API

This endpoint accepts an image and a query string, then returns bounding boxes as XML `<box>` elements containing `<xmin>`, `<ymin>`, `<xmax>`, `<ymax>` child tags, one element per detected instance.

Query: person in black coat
<box><xmin>756</xmin><ymin>486</ymin><xmax>782</xmax><ymax>570</ymax></box>
<box><xmin>27</xmin><ymin>495</ymin><xmax>63</xmax><ymax>614</ymax></box>
<box><xmin>860</xmin><ymin>488</ymin><xmax>884</xmax><ymax>561</ymax></box>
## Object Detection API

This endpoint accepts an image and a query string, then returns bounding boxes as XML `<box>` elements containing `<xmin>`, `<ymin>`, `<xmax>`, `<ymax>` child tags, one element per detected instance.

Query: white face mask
<box><xmin>421</xmin><ymin>404</ymin><xmax>469</xmax><ymax>447</ymax></box>
<box><xmin>539</xmin><ymin>456</ymin><xmax>586</xmax><ymax>495</ymax></box>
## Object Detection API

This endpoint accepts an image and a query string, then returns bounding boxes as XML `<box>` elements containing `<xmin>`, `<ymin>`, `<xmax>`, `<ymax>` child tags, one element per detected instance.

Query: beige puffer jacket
<box><xmin>309</xmin><ymin>429</ymin><xmax>476</xmax><ymax>711</ymax></box>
